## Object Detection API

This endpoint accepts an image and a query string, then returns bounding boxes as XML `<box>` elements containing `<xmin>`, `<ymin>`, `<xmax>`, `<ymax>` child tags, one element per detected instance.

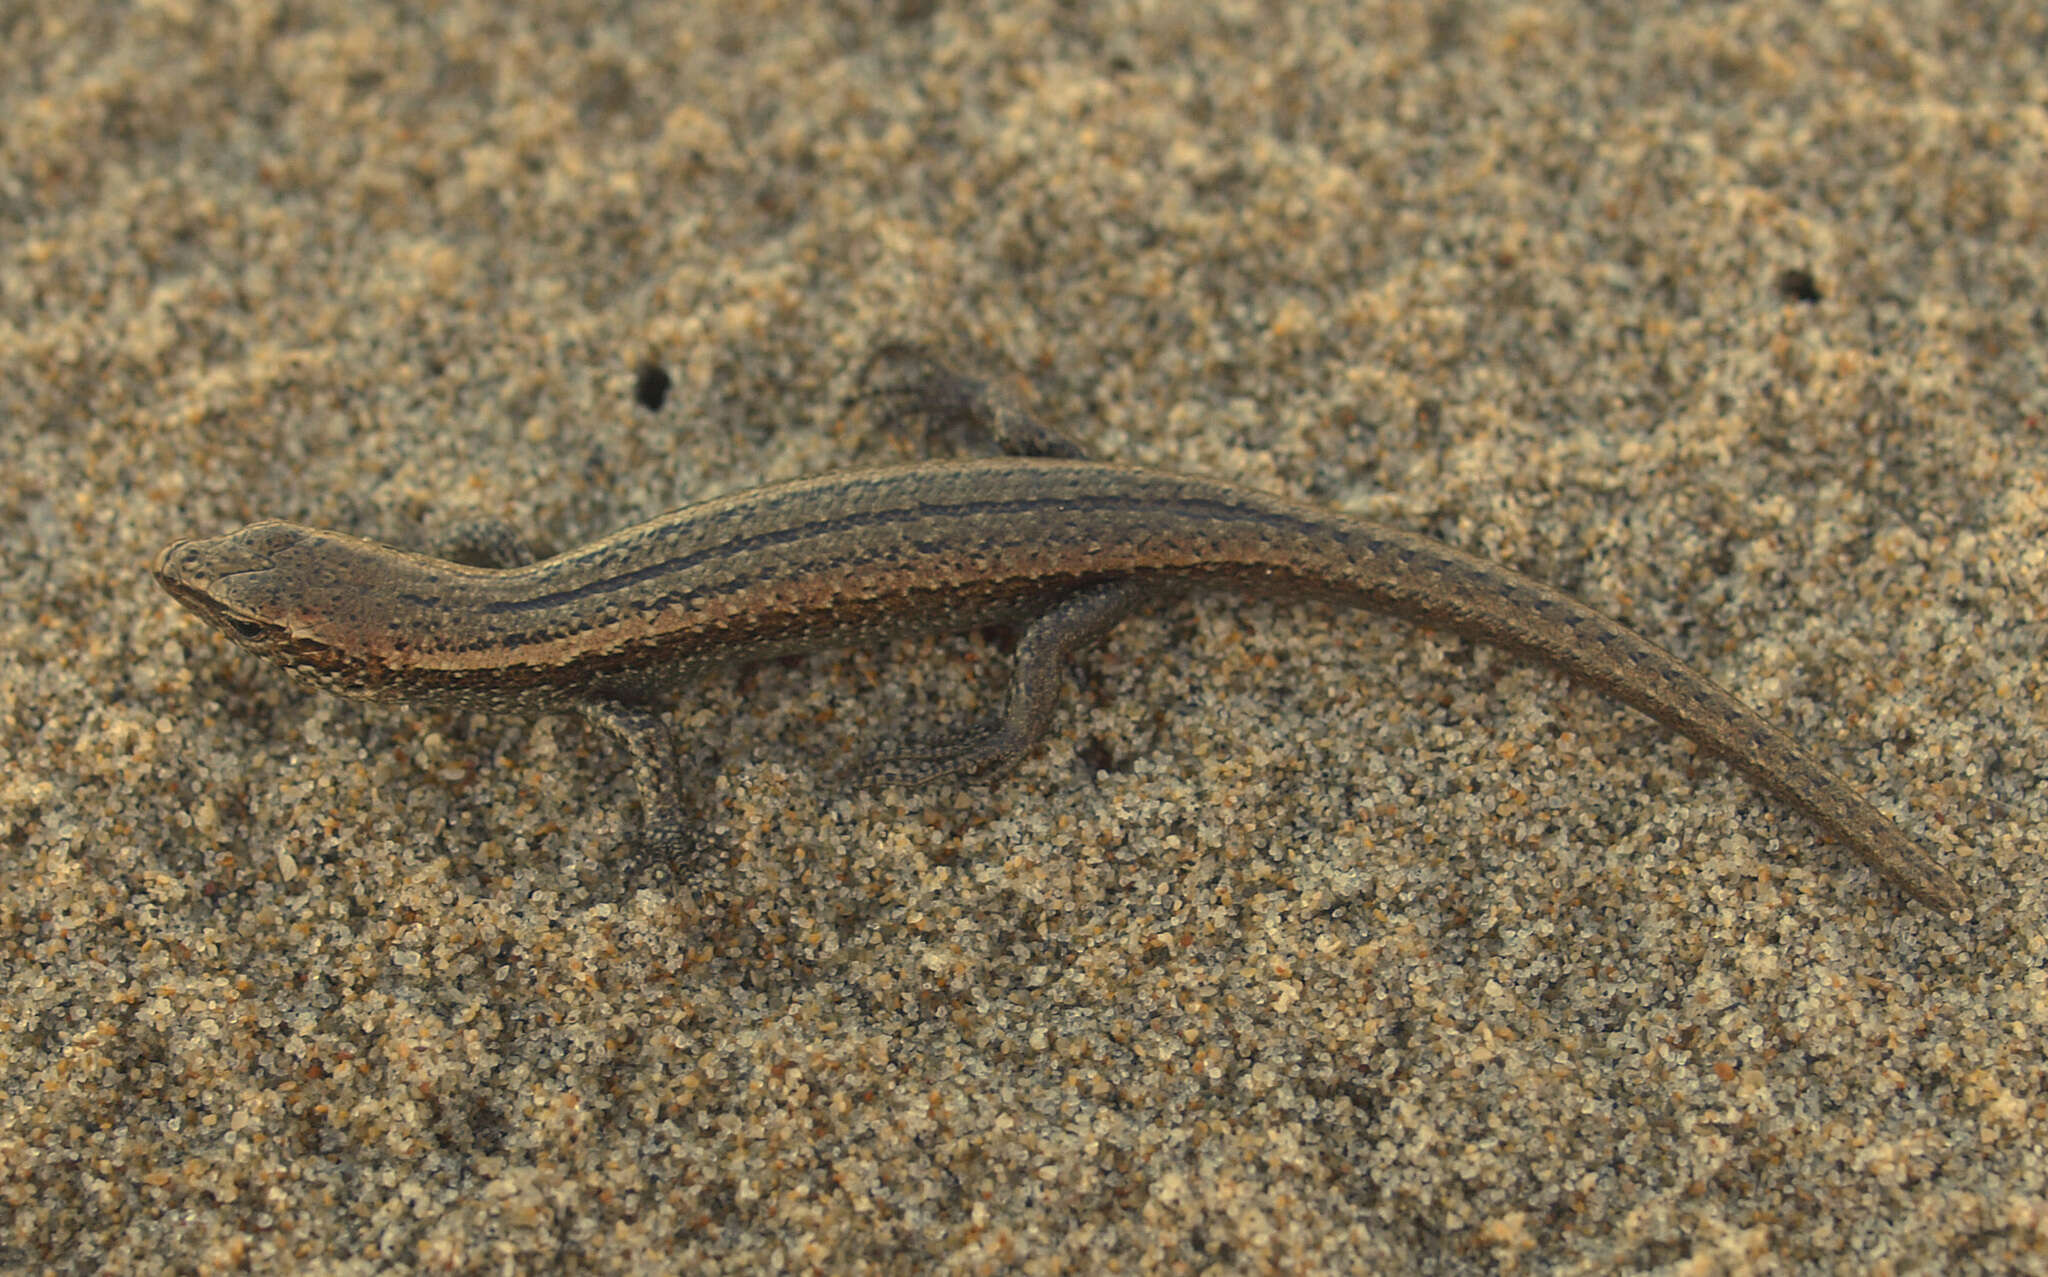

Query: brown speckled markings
<box><xmin>154</xmin><ymin>453</ymin><xmax>1968</xmax><ymax>913</ymax></box>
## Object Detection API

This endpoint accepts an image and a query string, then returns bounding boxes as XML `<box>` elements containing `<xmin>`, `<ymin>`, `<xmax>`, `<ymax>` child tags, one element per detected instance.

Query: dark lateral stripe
<box><xmin>481</xmin><ymin>491</ymin><xmax>1335</xmax><ymax>615</ymax></box>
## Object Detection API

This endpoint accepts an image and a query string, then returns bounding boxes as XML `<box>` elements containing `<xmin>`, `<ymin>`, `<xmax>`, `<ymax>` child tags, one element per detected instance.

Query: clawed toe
<box><xmin>624</xmin><ymin>816</ymin><xmax>708</xmax><ymax>889</ymax></box>
<box><xmin>863</xmin><ymin>725</ymin><xmax>1014</xmax><ymax>787</ymax></box>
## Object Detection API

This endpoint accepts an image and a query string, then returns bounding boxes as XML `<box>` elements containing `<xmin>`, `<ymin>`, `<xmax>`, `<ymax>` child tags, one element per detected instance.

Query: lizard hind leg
<box><xmin>577</xmin><ymin>698</ymin><xmax>705</xmax><ymax>885</ymax></box>
<box><xmin>864</xmin><ymin>579</ymin><xmax>1157</xmax><ymax>787</ymax></box>
<box><xmin>850</xmin><ymin>341</ymin><xmax>1095</xmax><ymax>461</ymax></box>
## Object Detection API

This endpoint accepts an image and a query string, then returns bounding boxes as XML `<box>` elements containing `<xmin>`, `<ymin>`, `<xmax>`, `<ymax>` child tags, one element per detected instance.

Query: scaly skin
<box><xmin>152</xmin><ymin>354</ymin><xmax>1970</xmax><ymax>913</ymax></box>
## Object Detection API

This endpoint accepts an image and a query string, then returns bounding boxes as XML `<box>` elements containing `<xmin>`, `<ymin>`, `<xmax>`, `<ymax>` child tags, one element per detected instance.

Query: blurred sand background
<box><xmin>3</xmin><ymin>2</ymin><xmax>2045</xmax><ymax>1271</ymax></box>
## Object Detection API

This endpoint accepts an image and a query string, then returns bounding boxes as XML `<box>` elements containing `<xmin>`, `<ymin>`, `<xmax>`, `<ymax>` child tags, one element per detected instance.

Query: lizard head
<box><xmin>153</xmin><ymin>521</ymin><xmax>421</xmax><ymax>702</ymax></box>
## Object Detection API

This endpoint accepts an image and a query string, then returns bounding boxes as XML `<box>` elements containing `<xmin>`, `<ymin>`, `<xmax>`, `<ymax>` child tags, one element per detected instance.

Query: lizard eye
<box><xmin>228</xmin><ymin>617</ymin><xmax>268</xmax><ymax>641</ymax></box>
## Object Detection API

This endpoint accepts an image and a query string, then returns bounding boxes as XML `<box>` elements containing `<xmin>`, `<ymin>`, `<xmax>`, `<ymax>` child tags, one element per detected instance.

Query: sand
<box><xmin>3</xmin><ymin>2</ymin><xmax>2043</xmax><ymax>1271</ymax></box>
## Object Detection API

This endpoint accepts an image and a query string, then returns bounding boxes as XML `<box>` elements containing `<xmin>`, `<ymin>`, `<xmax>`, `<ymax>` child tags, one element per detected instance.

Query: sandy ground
<box><xmin>3</xmin><ymin>2</ymin><xmax>2045</xmax><ymax>1272</ymax></box>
